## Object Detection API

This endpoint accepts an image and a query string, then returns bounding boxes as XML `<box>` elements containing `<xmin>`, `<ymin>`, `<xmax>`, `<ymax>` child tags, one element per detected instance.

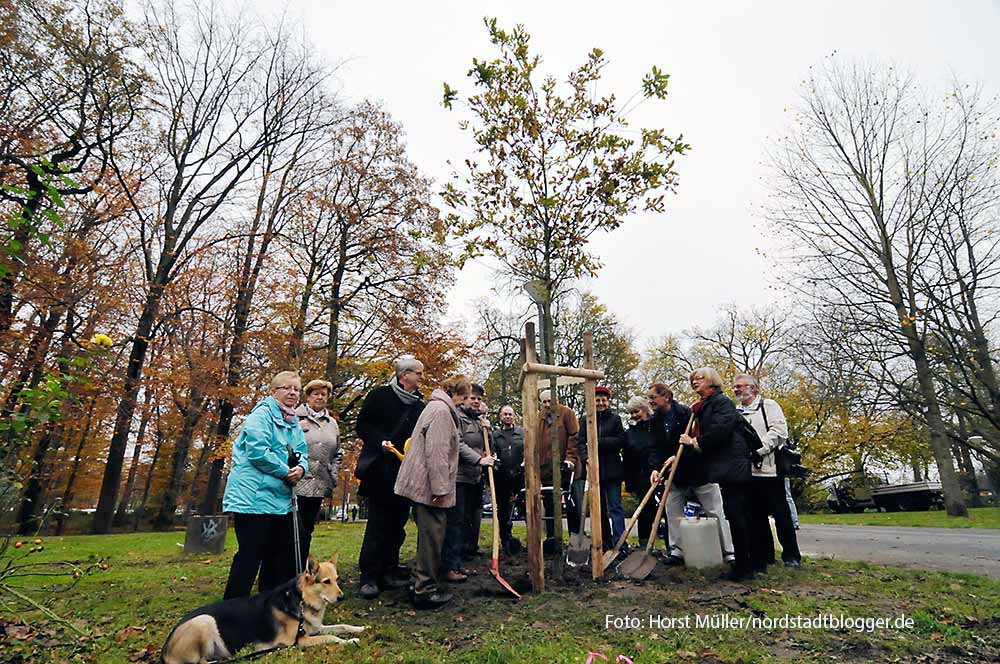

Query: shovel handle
<box><xmin>482</xmin><ymin>426</ymin><xmax>500</xmax><ymax>563</ymax></box>
<box><xmin>645</xmin><ymin>413</ymin><xmax>696</xmax><ymax>555</ymax></box>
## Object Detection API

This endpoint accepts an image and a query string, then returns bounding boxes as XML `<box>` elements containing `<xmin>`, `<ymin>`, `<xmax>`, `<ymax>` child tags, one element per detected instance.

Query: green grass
<box><xmin>799</xmin><ymin>506</ymin><xmax>1000</xmax><ymax>529</ymax></box>
<box><xmin>2</xmin><ymin>521</ymin><xmax>998</xmax><ymax>663</ymax></box>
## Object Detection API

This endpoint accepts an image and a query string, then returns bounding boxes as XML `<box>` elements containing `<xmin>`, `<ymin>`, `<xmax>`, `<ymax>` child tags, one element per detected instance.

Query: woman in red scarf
<box><xmin>680</xmin><ymin>368</ymin><xmax>755</xmax><ymax>581</ymax></box>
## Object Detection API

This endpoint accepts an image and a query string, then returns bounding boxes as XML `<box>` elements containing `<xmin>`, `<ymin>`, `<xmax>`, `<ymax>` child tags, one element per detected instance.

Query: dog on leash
<box><xmin>161</xmin><ymin>553</ymin><xmax>364</xmax><ymax>663</ymax></box>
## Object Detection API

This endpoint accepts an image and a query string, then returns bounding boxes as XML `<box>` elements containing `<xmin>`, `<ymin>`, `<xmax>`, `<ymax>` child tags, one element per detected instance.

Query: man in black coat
<box><xmin>355</xmin><ymin>357</ymin><xmax>425</xmax><ymax>599</ymax></box>
<box><xmin>577</xmin><ymin>386</ymin><xmax>627</xmax><ymax>547</ymax></box>
<box><xmin>647</xmin><ymin>383</ymin><xmax>734</xmax><ymax>566</ymax></box>
<box><xmin>492</xmin><ymin>405</ymin><xmax>524</xmax><ymax>553</ymax></box>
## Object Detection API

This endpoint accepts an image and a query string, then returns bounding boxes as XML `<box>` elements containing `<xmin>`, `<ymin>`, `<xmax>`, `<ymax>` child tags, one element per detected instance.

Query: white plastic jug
<box><xmin>680</xmin><ymin>517</ymin><xmax>724</xmax><ymax>569</ymax></box>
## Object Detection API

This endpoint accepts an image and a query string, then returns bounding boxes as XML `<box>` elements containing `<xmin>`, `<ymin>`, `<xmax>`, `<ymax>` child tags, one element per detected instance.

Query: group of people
<box><xmin>217</xmin><ymin>356</ymin><xmax>802</xmax><ymax>610</ymax></box>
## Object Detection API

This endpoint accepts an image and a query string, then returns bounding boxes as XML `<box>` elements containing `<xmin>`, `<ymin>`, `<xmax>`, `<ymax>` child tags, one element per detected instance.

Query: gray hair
<box><xmin>393</xmin><ymin>355</ymin><xmax>423</xmax><ymax>378</ymax></box>
<box><xmin>626</xmin><ymin>396</ymin><xmax>652</xmax><ymax>415</ymax></box>
<box><xmin>733</xmin><ymin>373</ymin><xmax>759</xmax><ymax>393</ymax></box>
<box><xmin>269</xmin><ymin>371</ymin><xmax>301</xmax><ymax>391</ymax></box>
<box><xmin>690</xmin><ymin>367</ymin><xmax>724</xmax><ymax>389</ymax></box>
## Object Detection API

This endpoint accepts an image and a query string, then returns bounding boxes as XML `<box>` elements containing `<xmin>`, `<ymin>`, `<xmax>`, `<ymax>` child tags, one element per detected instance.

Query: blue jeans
<box><xmin>784</xmin><ymin>478</ymin><xmax>799</xmax><ymax>528</ymax></box>
<box><xmin>602</xmin><ymin>481</ymin><xmax>626</xmax><ymax>545</ymax></box>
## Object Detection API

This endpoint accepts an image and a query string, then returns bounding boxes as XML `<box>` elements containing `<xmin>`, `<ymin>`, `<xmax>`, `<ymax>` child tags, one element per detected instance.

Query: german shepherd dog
<box><xmin>161</xmin><ymin>553</ymin><xmax>364</xmax><ymax>663</ymax></box>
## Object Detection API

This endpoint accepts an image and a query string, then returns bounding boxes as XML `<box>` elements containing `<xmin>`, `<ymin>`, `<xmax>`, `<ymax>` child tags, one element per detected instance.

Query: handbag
<box><xmin>757</xmin><ymin>399</ymin><xmax>801</xmax><ymax>477</ymax></box>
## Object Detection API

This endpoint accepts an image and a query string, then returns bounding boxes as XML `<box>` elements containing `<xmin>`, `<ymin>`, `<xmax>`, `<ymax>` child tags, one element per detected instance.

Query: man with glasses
<box><xmin>648</xmin><ymin>383</ymin><xmax>734</xmax><ymax>566</ymax></box>
<box><xmin>355</xmin><ymin>356</ymin><xmax>426</xmax><ymax>599</ymax></box>
<box><xmin>733</xmin><ymin>373</ymin><xmax>801</xmax><ymax>570</ymax></box>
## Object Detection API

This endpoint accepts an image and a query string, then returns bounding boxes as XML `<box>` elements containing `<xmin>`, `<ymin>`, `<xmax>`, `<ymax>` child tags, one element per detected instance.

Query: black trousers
<box><xmin>223</xmin><ymin>512</ymin><xmax>295</xmax><ymax>599</ymax></box>
<box><xmin>494</xmin><ymin>476</ymin><xmax>519</xmax><ymax>543</ymax></box>
<box><xmin>297</xmin><ymin>495</ymin><xmax>324</xmax><ymax>565</ymax></box>
<box><xmin>358</xmin><ymin>491</ymin><xmax>410</xmax><ymax>586</ymax></box>
<box><xmin>749</xmin><ymin>476</ymin><xmax>801</xmax><ymax>567</ymax></box>
<box><xmin>443</xmin><ymin>482</ymin><xmax>479</xmax><ymax>571</ymax></box>
<box><xmin>719</xmin><ymin>483</ymin><xmax>753</xmax><ymax>575</ymax></box>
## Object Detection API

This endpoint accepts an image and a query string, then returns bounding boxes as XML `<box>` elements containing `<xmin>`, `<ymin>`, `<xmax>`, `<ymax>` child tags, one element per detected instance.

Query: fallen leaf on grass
<box><xmin>964</xmin><ymin>615</ymin><xmax>979</xmax><ymax>624</ymax></box>
<box><xmin>128</xmin><ymin>645</ymin><xmax>156</xmax><ymax>661</ymax></box>
<box><xmin>677</xmin><ymin>651</ymin><xmax>697</xmax><ymax>659</ymax></box>
<box><xmin>456</xmin><ymin>616</ymin><xmax>465</xmax><ymax>623</ymax></box>
<box><xmin>949</xmin><ymin>583</ymin><xmax>962</xmax><ymax>591</ymax></box>
<box><xmin>930</xmin><ymin>632</ymin><xmax>943</xmax><ymax>641</ymax></box>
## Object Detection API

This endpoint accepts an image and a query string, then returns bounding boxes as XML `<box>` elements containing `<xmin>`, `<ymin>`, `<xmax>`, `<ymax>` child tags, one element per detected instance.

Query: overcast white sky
<box><xmin>258</xmin><ymin>0</ymin><xmax>999</xmax><ymax>343</ymax></box>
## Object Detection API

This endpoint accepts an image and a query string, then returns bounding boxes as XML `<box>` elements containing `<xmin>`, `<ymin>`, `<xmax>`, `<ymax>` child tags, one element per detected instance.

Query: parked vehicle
<box><xmin>826</xmin><ymin>477</ymin><xmax>944</xmax><ymax>513</ymax></box>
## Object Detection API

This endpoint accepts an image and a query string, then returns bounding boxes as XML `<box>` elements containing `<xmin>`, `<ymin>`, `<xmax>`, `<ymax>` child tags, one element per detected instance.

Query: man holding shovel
<box><xmin>647</xmin><ymin>383</ymin><xmax>734</xmax><ymax>567</ymax></box>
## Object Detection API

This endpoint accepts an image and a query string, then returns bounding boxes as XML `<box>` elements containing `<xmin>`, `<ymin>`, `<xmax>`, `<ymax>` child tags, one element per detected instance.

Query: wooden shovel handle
<box><xmin>482</xmin><ymin>425</ymin><xmax>500</xmax><ymax>562</ymax></box>
<box><xmin>644</xmin><ymin>413</ymin><xmax>696</xmax><ymax>555</ymax></box>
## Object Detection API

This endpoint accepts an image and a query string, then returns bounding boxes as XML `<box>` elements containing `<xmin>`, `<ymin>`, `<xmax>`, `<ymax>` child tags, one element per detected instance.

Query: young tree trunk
<box><xmin>16</xmin><ymin>423</ymin><xmax>62</xmax><ymax>534</ymax></box>
<box><xmin>55</xmin><ymin>400</ymin><xmax>96</xmax><ymax>535</ymax></box>
<box><xmin>134</xmin><ymin>407</ymin><xmax>165</xmax><ymax>532</ymax></box>
<box><xmin>155</xmin><ymin>388</ymin><xmax>205</xmax><ymax>529</ymax></box>
<box><xmin>114</xmin><ymin>390</ymin><xmax>154</xmax><ymax>525</ymax></box>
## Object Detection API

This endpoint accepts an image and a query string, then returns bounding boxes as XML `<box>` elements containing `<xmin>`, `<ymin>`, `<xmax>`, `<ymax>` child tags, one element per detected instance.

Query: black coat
<box><xmin>650</xmin><ymin>402</ymin><xmax>704</xmax><ymax>486</ymax></box>
<box><xmin>354</xmin><ymin>385</ymin><xmax>425</xmax><ymax>497</ymax></box>
<box><xmin>693</xmin><ymin>389</ymin><xmax>752</xmax><ymax>486</ymax></box>
<box><xmin>578</xmin><ymin>409</ymin><xmax>627</xmax><ymax>483</ymax></box>
<box><xmin>624</xmin><ymin>418</ymin><xmax>656</xmax><ymax>494</ymax></box>
<box><xmin>492</xmin><ymin>425</ymin><xmax>524</xmax><ymax>485</ymax></box>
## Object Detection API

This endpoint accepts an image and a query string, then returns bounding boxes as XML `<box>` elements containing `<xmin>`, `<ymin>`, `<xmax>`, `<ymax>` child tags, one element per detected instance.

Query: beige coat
<box><xmin>393</xmin><ymin>389</ymin><xmax>461</xmax><ymax>508</ymax></box>
<box><xmin>294</xmin><ymin>404</ymin><xmax>341</xmax><ymax>498</ymax></box>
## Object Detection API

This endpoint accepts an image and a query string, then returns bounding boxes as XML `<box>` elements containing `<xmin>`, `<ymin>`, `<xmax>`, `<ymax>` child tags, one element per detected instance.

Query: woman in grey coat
<box><xmin>393</xmin><ymin>374</ymin><xmax>473</xmax><ymax>609</ymax></box>
<box><xmin>294</xmin><ymin>379</ymin><xmax>341</xmax><ymax>564</ymax></box>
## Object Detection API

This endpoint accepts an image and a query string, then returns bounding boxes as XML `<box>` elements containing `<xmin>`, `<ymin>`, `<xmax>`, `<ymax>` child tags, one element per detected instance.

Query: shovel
<box><xmin>619</xmin><ymin>414</ymin><xmax>695</xmax><ymax>580</ymax></box>
<box><xmin>600</xmin><ymin>455</ymin><xmax>673</xmax><ymax>572</ymax></box>
<box><xmin>566</xmin><ymin>479</ymin><xmax>591</xmax><ymax>566</ymax></box>
<box><xmin>482</xmin><ymin>427</ymin><xmax>522</xmax><ymax>599</ymax></box>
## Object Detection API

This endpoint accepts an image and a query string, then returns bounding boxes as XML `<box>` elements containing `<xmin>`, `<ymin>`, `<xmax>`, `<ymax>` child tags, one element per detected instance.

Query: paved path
<box><xmin>797</xmin><ymin>524</ymin><xmax>1000</xmax><ymax>579</ymax></box>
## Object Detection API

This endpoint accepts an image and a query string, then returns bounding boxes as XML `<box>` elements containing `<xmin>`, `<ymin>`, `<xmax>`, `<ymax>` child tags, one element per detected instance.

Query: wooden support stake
<box><xmin>520</xmin><ymin>323</ymin><xmax>544</xmax><ymax>593</ymax></box>
<box><xmin>582</xmin><ymin>332</ymin><xmax>604</xmax><ymax>578</ymax></box>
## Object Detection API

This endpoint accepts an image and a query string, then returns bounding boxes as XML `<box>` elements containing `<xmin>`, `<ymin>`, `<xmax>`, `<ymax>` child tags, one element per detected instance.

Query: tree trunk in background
<box><xmin>114</xmin><ymin>390</ymin><xmax>153</xmax><ymax>525</ymax></box>
<box><xmin>55</xmin><ymin>401</ymin><xmax>96</xmax><ymax>535</ymax></box>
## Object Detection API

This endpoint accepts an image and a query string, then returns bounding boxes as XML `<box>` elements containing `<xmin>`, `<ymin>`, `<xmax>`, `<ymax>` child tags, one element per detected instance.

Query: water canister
<box><xmin>679</xmin><ymin>517</ymin><xmax>724</xmax><ymax>569</ymax></box>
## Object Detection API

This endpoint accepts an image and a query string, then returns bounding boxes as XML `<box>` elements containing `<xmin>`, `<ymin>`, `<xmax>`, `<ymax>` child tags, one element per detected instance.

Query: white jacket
<box><xmin>738</xmin><ymin>395</ymin><xmax>788</xmax><ymax>478</ymax></box>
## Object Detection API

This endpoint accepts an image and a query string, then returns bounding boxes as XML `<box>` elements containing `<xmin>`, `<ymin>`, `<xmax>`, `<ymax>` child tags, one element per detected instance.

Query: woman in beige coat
<box><xmin>393</xmin><ymin>374</ymin><xmax>472</xmax><ymax>609</ymax></box>
<box><xmin>294</xmin><ymin>379</ymin><xmax>341</xmax><ymax>564</ymax></box>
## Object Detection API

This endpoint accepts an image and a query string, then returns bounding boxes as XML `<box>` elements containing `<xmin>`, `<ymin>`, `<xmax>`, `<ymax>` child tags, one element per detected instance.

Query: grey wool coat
<box><xmin>393</xmin><ymin>389</ymin><xmax>461</xmax><ymax>508</ymax></box>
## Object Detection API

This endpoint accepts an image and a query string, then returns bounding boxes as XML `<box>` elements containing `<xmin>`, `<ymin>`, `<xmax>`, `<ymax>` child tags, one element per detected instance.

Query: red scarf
<box><xmin>689</xmin><ymin>388</ymin><xmax>716</xmax><ymax>437</ymax></box>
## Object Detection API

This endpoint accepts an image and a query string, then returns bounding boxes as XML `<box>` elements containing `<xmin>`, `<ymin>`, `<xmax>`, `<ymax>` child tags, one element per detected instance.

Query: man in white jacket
<box><xmin>734</xmin><ymin>374</ymin><xmax>802</xmax><ymax>571</ymax></box>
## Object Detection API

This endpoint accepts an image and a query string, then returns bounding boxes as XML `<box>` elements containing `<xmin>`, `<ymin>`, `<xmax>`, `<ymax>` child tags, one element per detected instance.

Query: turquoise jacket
<box><xmin>222</xmin><ymin>396</ymin><xmax>309</xmax><ymax>515</ymax></box>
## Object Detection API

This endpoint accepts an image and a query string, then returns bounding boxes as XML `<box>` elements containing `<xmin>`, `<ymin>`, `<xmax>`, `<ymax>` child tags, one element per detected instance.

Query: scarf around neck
<box><xmin>390</xmin><ymin>378</ymin><xmax>423</xmax><ymax>405</ymax></box>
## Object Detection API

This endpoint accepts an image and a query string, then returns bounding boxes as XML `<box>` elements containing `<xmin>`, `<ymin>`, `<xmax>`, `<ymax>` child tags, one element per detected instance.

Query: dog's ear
<box><xmin>327</xmin><ymin>551</ymin><xmax>339</xmax><ymax>566</ymax></box>
<box><xmin>307</xmin><ymin>556</ymin><xmax>319</xmax><ymax>576</ymax></box>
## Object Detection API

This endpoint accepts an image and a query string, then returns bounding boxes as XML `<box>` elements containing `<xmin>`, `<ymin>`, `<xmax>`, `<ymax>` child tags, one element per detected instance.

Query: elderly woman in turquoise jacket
<box><xmin>222</xmin><ymin>371</ymin><xmax>309</xmax><ymax>599</ymax></box>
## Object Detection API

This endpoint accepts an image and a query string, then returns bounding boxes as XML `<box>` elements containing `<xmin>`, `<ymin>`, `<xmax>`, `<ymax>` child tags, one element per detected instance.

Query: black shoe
<box><xmin>752</xmin><ymin>565</ymin><xmax>768</xmax><ymax>575</ymax></box>
<box><xmin>359</xmin><ymin>583</ymin><xmax>380</xmax><ymax>599</ymax></box>
<box><xmin>380</xmin><ymin>575</ymin><xmax>410</xmax><ymax>589</ymax></box>
<box><xmin>663</xmin><ymin>555</ymin><xmax>685</xmax><ymax>567</ymax></box>
<box><xmin>412</xmin><ymin>590</ymin><xmax>452</xmax><ymax>610</ymax></box>
<box><xmin>722</xmin><ymin>568</ymin><xmax>755</xmax><ymax>582</ymax></box>
<box><xmin>784</xmin><ymin>559</ymin><xmax>801</xmax><ymax>568</ymax></box>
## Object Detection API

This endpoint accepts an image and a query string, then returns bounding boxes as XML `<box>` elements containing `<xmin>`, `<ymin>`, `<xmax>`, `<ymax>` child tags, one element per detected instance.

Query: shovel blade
<box><xmin>490</xmin><ymin>559</ymin><xmax>522</xmax><ymax>600</ymax></box>
<box><xmin>566</xmin><ymin>534</ymin><xmax>591</xmax><ymax>566</ymax></box>
<box><xmin>618</xmin><ymin>551</ymin><xmax>658</xmax><ymax>580</ymax></box>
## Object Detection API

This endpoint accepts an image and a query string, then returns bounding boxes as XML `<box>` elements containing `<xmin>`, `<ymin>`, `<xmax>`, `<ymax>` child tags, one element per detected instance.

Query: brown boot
<box><xmin>444</xmin><ymin>570</ymin><xmax>468</xmax><ymax>583</ymax></box>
